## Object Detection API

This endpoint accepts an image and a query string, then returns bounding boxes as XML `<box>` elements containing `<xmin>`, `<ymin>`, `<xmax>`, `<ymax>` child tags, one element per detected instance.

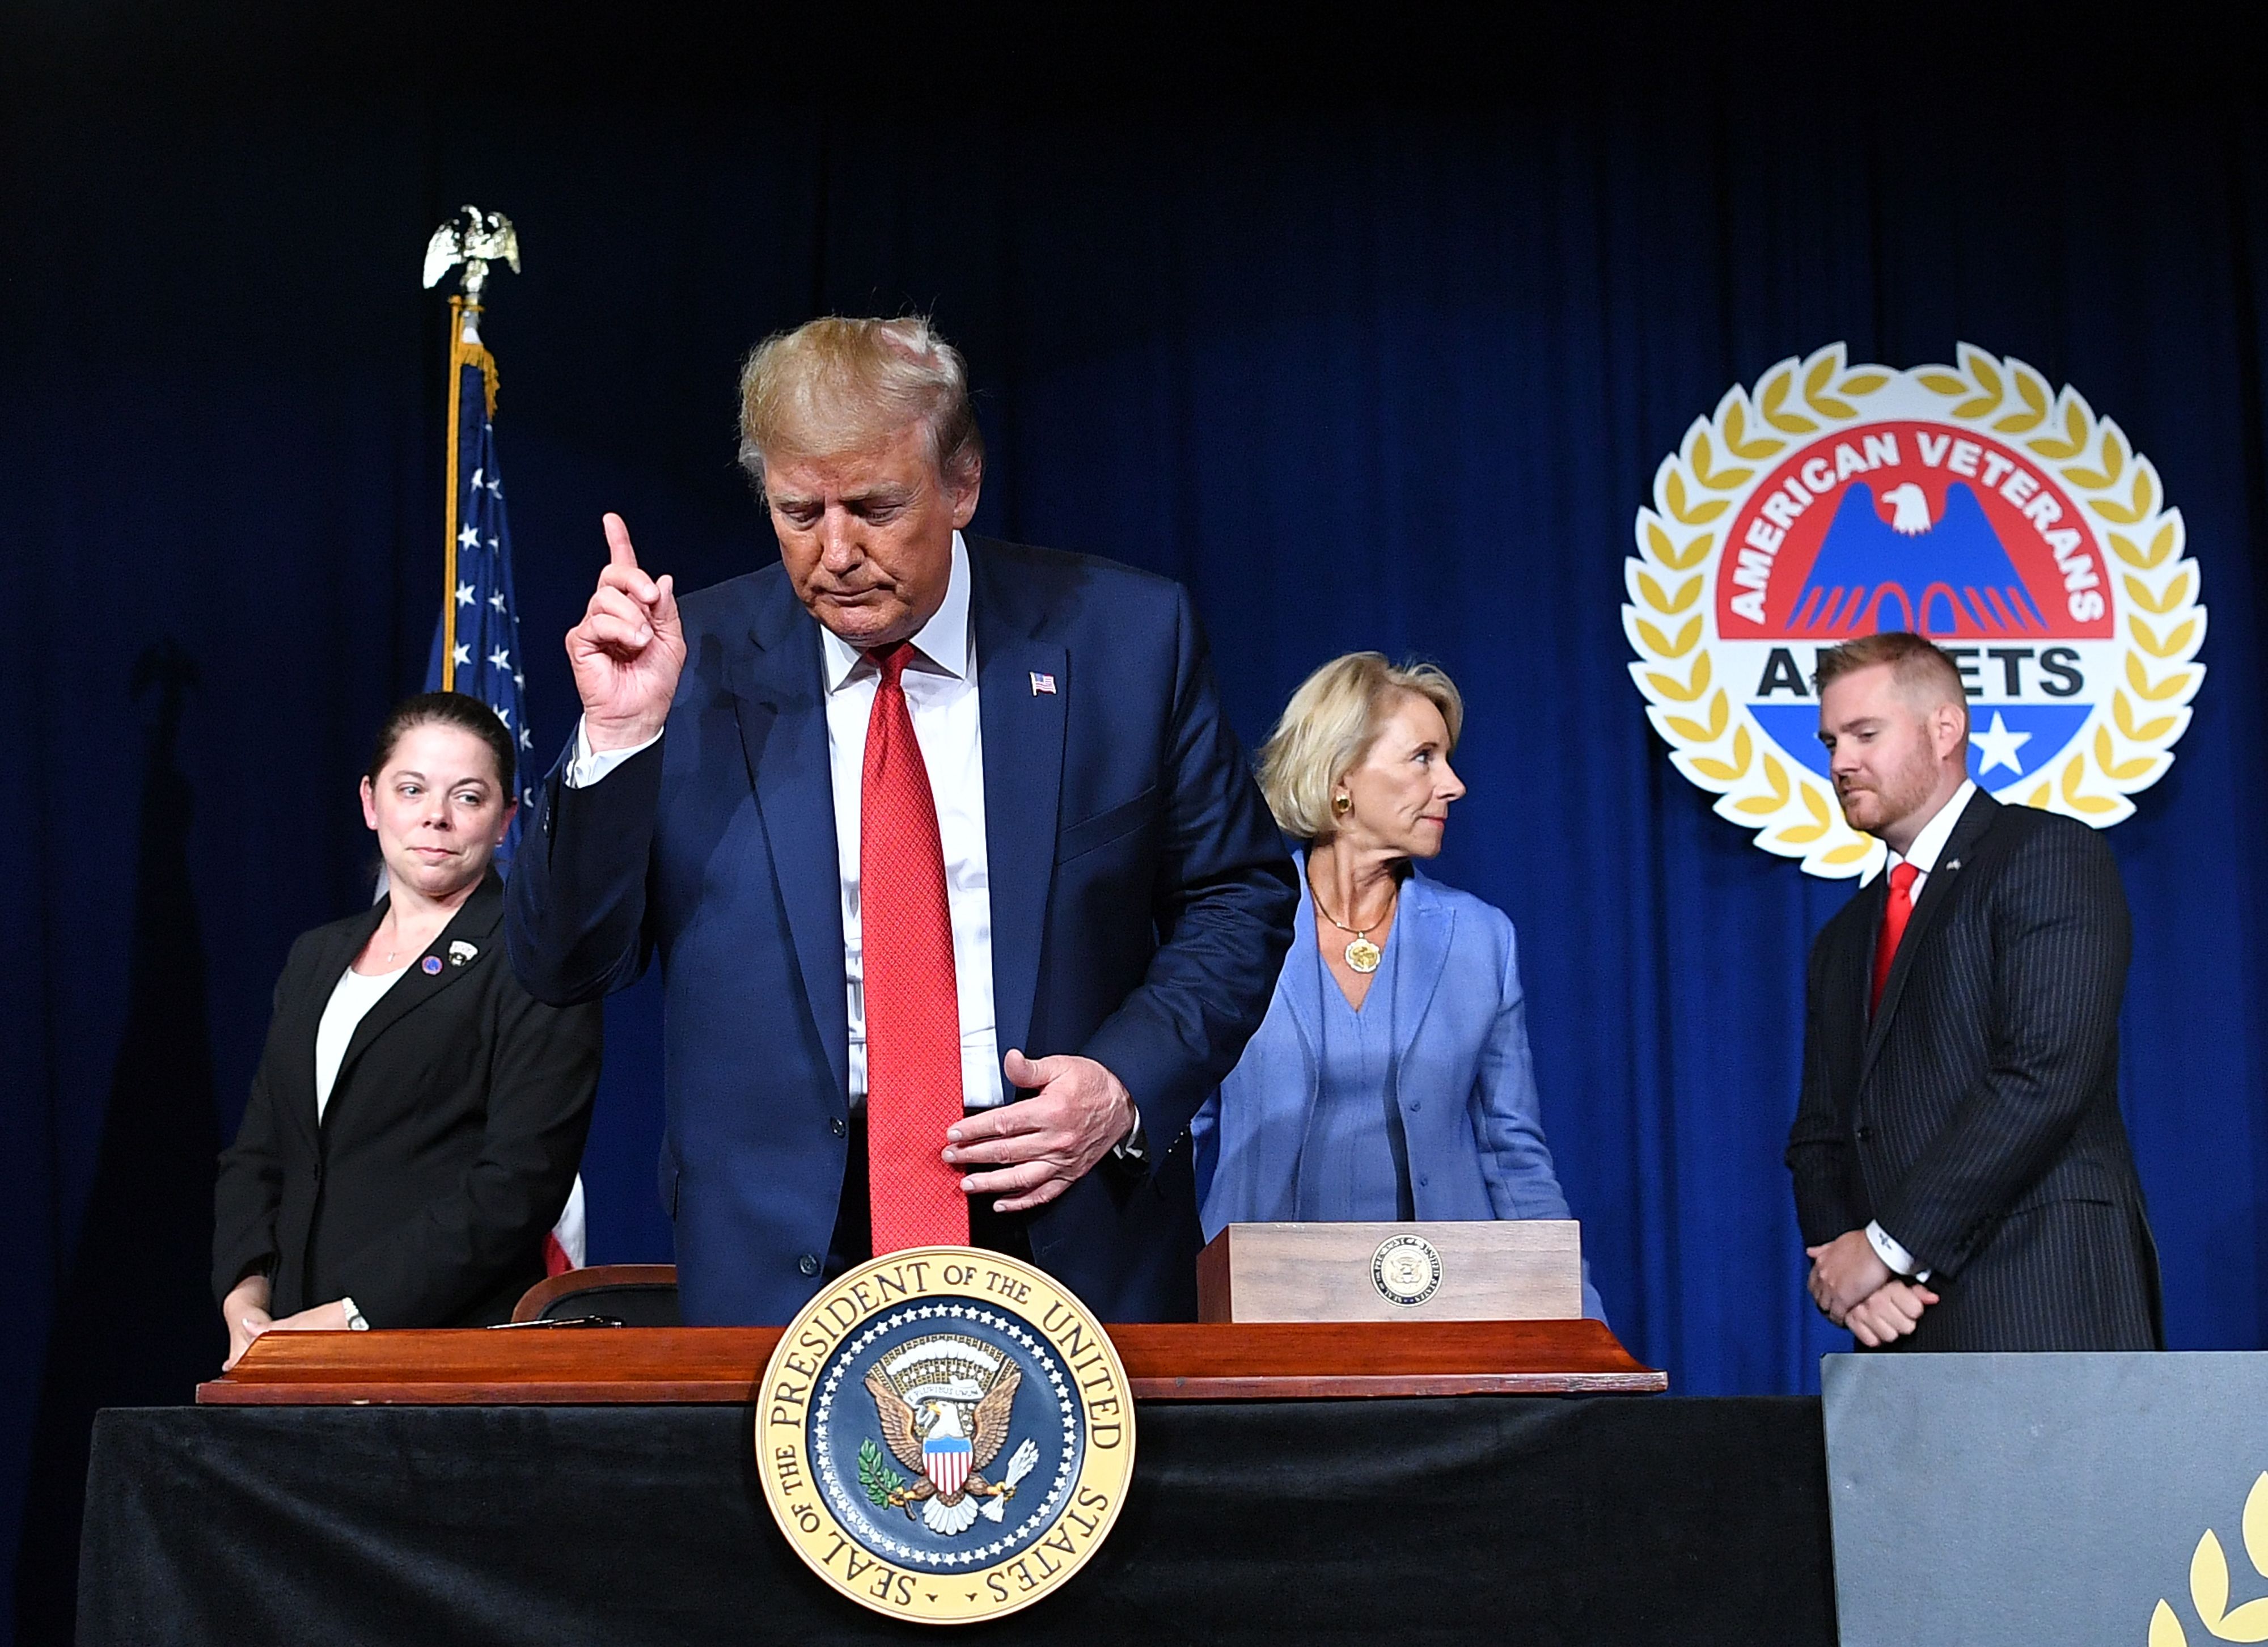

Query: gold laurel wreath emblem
<box><xmin>1624</xmin><ymin>341</ymin><xmax>2205</xmax><ymax>877</ymax></box>
<box><xmin>2152</xmin><ymin>1473</ymin><xmax>2268</xmax><ymax>1644</ymax></box>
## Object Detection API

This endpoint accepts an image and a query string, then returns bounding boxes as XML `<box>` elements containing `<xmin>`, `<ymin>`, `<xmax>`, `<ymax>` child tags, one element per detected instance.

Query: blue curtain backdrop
<box><xmin>5</xmin><ymin>6</ymin><xmax>2266</xmax><ymax>1638</ymax></box>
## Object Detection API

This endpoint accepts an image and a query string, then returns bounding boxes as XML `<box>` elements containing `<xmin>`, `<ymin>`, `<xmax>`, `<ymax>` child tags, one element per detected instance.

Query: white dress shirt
<box><xmin>1860</xmin><ymin>777</ymin><xmax>1977</xmax><ymax>1280</ymax></box>
<box><xmin>314</xmin><ymin>961</ymin><xmax>409</xmax><ymax>1122</ymax></box>
<box><xmin>567</xmin><ymin>531</ymin><xmax>1004</xmax><ymax>1110</ymax></box>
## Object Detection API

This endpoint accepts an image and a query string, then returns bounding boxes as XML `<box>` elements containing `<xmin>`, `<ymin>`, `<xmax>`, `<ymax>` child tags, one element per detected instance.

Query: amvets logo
<box><xmin>1627</xmin><ymin>344</ymin><xmax>2204</xmax><ymax>876</ymax></box>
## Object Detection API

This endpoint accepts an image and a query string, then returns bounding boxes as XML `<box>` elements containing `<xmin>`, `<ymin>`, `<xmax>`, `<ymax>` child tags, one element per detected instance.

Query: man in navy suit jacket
<box><xmin>507</xmin><ymin>316</ymin><xmax>1295</xmax><ymax>1324</ymax></box>
<box><xmin>1790</xmin><ymin>632</ymin><xmax>2159</xmax><ymax>1352</ymax></box>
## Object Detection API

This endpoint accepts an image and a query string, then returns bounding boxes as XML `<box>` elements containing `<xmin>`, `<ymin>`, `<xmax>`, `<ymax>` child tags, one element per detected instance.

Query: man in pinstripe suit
<box><xmin>1788</xmin><ymin>632</ymin><xmax>2161</xmax><ymax>1353</ymax></box>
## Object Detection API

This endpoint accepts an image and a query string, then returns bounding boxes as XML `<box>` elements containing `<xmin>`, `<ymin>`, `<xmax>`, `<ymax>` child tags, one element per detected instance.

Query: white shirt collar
<box><xmin>819</xmin><ymin>530</ymin><xmax>972</xmax><ymax>691</ymax></box>
<box><xmin>1883</xmin><ymin>777</ymin><xmax>1978</xmax><ymax>880</ymax></box>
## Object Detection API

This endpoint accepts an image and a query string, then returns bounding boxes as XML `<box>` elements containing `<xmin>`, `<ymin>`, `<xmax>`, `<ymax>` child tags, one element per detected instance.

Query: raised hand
<box><xmin>565</xmin><ymin>513</ymin><xmax>687</xmax><ymax>750</ymax></box>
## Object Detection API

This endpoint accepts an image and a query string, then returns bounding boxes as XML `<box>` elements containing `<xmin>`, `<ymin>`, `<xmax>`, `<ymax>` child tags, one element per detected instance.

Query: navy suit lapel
<box><xmin>327</xmin><ymin>879</ymin><xmax>503</xmax><ymax>1124</ymax></box>
<box><xmin>970</xmin><ymin>542</ymin><xmax>1066</xmax><ymax>1068</ymax></box>
<box><xmin>730</xmin><ymin>586</ymin><xmax>849</xmax><ymax>1099</ymax></box>
<box><xmin>1860</xmin><ymin>792</ymin><xmax>2002</xmax><ymax>1081</ymax></box>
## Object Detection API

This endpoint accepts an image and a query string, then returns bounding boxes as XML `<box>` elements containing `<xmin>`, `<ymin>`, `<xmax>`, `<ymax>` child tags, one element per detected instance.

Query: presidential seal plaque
<box><xmin>756</xmin><ymin>1248</ymin><xmax>1136</xmax><ymax>1625</ymax></box>
<box><xmin>1370</xmin><ymin>1233</ymin><xmax>1443</xmax><ymax>1306</ymax></box>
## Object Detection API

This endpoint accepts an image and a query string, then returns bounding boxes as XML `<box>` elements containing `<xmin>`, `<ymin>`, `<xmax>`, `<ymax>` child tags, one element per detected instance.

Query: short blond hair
<box><xmin>736</xmin><ymin>315</ymin><xmax>984</xmax><ymax>491</ymax></box>
<box><xmin>1256</xmin><ymin>653</ymin><xmax>1465</xmax><ymax>842</ymax></box>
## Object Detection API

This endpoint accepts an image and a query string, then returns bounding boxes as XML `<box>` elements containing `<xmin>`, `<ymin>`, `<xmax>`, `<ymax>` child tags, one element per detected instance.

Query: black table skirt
<box><xmin>79</xmin><ymin>1397</ymin><xmax>1833</xmax><ymax>1646</ymax></box>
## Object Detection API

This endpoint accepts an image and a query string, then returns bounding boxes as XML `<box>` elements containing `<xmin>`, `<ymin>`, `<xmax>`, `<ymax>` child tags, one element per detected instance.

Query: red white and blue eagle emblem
<box><xmin>863</xmin><ymin>1336</ymin><xmax>1038</xmax><ymax>1536</ymax></box>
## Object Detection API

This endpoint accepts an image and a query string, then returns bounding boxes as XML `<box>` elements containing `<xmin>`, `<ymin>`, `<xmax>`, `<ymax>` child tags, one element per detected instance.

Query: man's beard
<box><xmin>1846</xmin><ymin>746</ymin><xmax>1943</xmax><ymax>836</ymax></box>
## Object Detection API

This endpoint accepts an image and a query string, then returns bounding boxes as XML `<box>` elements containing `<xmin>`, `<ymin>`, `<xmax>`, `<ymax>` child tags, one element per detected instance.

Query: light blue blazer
<box><xmin>1191</xmin><ymin>861</ymin><xmax>1605</xmax><ymax>1320</ymax></box>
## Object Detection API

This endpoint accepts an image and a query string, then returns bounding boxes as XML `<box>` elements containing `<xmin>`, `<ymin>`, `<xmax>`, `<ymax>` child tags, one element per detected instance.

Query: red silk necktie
<box><xmin>860</xmin><ymin>642</ymin><xmax>970</xmax><ymax>1252</ymax></box>
<box><xmin>1871</xmin><ymin>861</ymin><xmax>1920</xmax><ymax>1016</ymax></box>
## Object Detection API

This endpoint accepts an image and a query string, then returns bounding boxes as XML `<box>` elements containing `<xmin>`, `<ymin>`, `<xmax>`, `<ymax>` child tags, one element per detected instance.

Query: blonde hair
<box><xmin>1256</xmin><ymin>653</ymin><xmax>1465</xmax><ymax>841</ymax></box>
<box><xmin>735</xmin><ymin>315</ymin><xmax>984</xmax><ymax>492</ymax></box>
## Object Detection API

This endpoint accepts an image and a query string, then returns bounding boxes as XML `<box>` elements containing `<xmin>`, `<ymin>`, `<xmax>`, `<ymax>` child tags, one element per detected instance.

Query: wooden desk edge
<box><xmin>197</xmin><ymin>1320</ymin><xmax>1666</xmax><ymax>1405</ymax></box>
<box><xmin>198</xmin><ymin>1370</ymin><xmax>1666</xmax><ymax>1405</ymax></box>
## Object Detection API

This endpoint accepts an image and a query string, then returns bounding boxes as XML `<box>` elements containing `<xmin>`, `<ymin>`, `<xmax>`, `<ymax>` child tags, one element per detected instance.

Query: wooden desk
<box><xmin>198</xmin><ymin>1318</ymin><xmax>1664</xmax><ymax>1404</ymax></box>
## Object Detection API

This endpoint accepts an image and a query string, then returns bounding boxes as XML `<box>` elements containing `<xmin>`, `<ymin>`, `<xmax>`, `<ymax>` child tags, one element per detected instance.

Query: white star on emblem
<box><xmin>469</xmin><ymin>468</ymin><xmax>484</xmax><ymax>489</ymax></box>
<box><xmin>489</xmin><ymin>590</ymin><xmax>507</xmax><ymax>611</ymax></box>
<box><xmin>518</xmin><ymin>728</ymin><xmax>532</xmax><ymax>750</ymax></box>
<box><xmin>493</xmin><ymin>704</ymin><xmax>511</xmax><ymax>727</ymax></box>
<box><xmin>458</xmin><ymin>525</ymin><xmax>479</xmax><ymax>550</ymax></box>
<box><xmin>488</xmin><ymin>477</ymin><xmax>502</xmax><ymax>496</ymax></box>
<box><xmin>488</xmin><ymin>646</ymin><xmax>511</xmax><ymax>670</ymax></box>
<box><xmin>486</xmin><ymin>535</ymin><xmax>499</xmax><ymax>549</ymax></box>
<box><xmin>452</xmin><ymin>643</ymin><xmax>471</xmax><ymax>666</ymax></box>
<box><xmin>1972</xmin><ymin>710</ymin><xmax>2032</xmax><ymax>775</ymax></box>
<box><xmin>455</xmin><ymin>582</ymin><xmax>475</xmax><ymax>606</ymax></box>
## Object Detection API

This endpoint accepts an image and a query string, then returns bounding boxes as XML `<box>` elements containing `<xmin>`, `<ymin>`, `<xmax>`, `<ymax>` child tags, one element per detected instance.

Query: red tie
<box><xmin>1871</xmin><ymin>861</ymin><xmax>1920</xmax><ymax>1016</ymax></box>
<box><xmin>860</xmin><ymin>643</ymin><xmax>970</xmax><ymax>1253</ymax></box>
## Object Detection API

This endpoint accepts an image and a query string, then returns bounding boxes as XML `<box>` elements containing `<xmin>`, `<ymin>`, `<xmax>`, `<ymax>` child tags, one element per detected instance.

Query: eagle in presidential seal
<box><xmin>755</xmin><ymin>1248</ymin><xmax>1135</xmax><ymax>1625</ymax></box>
<box><xmin>1627</xmin><ymin>343</ymin><xmax>2204</xmax><ymax>876</ymax></box>
<box><xmin>861</xmin><ymin>1334</ymin><xmax>1041</xmax><ymax>1535</ymax></box>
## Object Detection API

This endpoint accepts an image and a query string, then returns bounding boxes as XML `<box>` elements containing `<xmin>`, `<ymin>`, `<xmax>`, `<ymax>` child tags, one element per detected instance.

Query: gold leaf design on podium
<box><xmin>2152</xmin><ymin>1473</ymin><xmax>2268</xmax><ymax>1643</ymax></box>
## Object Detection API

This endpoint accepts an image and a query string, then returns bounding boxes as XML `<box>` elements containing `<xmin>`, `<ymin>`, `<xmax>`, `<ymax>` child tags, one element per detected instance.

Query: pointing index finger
<box><xmin>600</xmin><ymin>513</ymin><xmax>658</xmax><ymax>603</ymax></box>
<box><xmin>602</xmin><ymin>512</ymin><xmax>640</xmax><ymax>568</ymax></box>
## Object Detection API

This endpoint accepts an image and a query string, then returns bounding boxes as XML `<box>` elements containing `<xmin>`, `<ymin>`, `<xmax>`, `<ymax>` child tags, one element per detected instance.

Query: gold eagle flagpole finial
<box><xmin>422</xmin><ymin>207</ymin><xmax>520</xmax><ymax>690</ymax></box>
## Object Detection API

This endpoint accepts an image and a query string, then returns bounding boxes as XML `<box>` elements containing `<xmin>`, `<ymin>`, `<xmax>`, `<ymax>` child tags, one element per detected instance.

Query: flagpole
<box><xmin>442</xmin><ymin>297</ymin><xmax>467</xmax><ymax>691</ymax></box>
<box><xmin>424</xmin><ymin>206</ymin><xmax>519</xmax><ymax>694</ymax></box>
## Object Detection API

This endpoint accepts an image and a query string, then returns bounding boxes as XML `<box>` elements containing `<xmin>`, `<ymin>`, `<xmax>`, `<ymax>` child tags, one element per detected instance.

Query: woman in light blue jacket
<box><xmin>1192</xmin><ymin>653</ymin><xmax>1603</xmax><ymax>1319</ymax></box>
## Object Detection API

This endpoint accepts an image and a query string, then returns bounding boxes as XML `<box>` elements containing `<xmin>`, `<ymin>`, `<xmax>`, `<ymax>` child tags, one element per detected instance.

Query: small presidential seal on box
<box><xmin>1370</xmin><ymin>1234</ymin><xmax>1442</xmax><ymax>1307</ymax></box>
<box><xmin>755</xmin><ymin>1248</ymin><xmax>1135</xmax><ymax>1625</ymax></box>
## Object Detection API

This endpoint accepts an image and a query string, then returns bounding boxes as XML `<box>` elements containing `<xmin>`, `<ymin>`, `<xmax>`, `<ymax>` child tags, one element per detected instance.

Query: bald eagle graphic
<box><xmin>865</xmin><ymin>1364</ymin><xmax>1035</xmax><ymax>1535</ymax></box>
<box><xmin>1789</xmin><ymin>480</ymin><xmax>2047</xmax><ymax>636</ymax></box>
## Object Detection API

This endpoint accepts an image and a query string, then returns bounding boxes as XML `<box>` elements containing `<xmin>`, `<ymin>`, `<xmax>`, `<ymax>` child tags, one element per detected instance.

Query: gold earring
<box><xmin>1332</xmin><ymin>793</ymin><xmax>1352</xmax><ymax>817</ymax></box>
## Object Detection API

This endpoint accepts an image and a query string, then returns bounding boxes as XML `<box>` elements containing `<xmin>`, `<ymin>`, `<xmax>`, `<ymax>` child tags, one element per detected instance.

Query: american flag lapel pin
<box><xmin>1030</xmin><ymin>671</ymin><xmax>1057</xmax><ymax>696</ymax></box>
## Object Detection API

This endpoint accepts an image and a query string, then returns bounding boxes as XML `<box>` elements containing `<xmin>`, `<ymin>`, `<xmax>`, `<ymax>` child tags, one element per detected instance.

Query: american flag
<box><xmin>422</xmin><ymin>302</ymin><xmax>580</xmax><ymax>1272</ymax></box>
<box><xmin>424</xmin><ymin>332</ymin><xmax>534</xmax><ymax>871</ymax></box>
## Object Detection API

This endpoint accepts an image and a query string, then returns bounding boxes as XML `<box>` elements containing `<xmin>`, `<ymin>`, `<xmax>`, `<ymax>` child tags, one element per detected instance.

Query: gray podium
<box><xmin>1823</xmin><ymin>1353</ymin><xmax>2268</xmax><ymax>1646</ymax></box>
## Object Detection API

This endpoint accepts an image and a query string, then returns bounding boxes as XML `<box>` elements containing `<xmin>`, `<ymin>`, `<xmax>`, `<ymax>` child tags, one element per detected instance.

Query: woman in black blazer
<box><xmin>213</xmin><ymin>692</ymin><xmax>602</xmax><ymax>1366</ymax></box>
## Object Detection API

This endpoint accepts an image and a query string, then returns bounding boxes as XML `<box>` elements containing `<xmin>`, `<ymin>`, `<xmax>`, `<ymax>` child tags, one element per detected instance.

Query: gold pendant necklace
<box><xmin>1314</xmin><ymin>884</ymin><xmax>1395</xmax><ymax>974</ymax></box>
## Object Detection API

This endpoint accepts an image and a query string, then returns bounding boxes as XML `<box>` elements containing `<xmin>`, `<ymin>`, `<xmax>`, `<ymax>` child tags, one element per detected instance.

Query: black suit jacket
<box><xmin>213</xmin><ymin>875</ymin><xmax>603</xmax><ymax>1327</ymax></box>
<box><xmin>1787</xmin><ymin>791</ymin><xmax>2161</xmax><ymax>1352</ymax></box>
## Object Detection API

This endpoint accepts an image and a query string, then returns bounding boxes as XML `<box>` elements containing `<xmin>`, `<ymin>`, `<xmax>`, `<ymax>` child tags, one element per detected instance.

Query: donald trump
<box><xmin>507</xmin><ymin>315</ymin><xmax>1296</xmax><ymax>1323</ymax></box>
